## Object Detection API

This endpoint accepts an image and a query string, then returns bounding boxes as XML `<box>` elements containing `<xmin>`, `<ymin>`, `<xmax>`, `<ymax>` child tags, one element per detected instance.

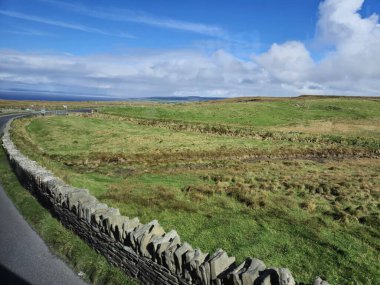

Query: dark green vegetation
<box><xmin>10</xmin><ymin>97</ymin><xmax>380</xmax><ymax>284</ymax></box>
<box><xmin>0</xmin><ymin>149</ymin><xmax>137</xmax><ymax>285</ymax></box>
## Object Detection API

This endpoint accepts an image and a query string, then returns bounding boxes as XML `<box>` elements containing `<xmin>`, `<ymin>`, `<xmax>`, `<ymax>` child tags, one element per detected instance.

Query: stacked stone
<box><xmin>2</xmin><ymin>118</ymin><xmax>330</xmax><ymax>285</ymax></box>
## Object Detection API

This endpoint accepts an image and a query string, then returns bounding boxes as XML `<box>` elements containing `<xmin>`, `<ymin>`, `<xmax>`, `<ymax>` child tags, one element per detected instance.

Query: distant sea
<box><xmin>0</xmin><ymin>91</ymin><xmax>225</xmax><ymax>102</ymax></box>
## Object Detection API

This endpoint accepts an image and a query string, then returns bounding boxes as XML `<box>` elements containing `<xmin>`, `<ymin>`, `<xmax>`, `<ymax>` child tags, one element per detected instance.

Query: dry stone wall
<box><xmin>2</xmin><ymin>117</ymin><xmax>330</xmax><ymax>285</ymax></box>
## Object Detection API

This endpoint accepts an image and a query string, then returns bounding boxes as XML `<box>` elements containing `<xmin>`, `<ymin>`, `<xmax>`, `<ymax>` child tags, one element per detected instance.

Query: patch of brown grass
<box><xmin>275</xmin><ymin>119</ymin><xmax>380</xmax><ymax>137</ymax></box>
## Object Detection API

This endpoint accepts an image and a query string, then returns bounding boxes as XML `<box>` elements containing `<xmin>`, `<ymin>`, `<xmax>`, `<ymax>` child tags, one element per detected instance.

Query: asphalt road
<box><xmin>0</xmin><ymin>113</ymin><xmax>88</xmax><ymax>285</ymax></box>
<box><xmin>0</xmin><ymin>113</ymin><xmax>25</xmax><ymax>134</ymax></box>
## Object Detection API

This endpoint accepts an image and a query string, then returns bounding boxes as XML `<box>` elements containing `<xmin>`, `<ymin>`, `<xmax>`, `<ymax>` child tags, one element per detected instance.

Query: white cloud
<box><xmin>315</xmin><ymin>0</ymin><xmax>380</xmax><ymax>81</ymax></box>
<box><xmin>254</xmin><ymin>41</ymin><xmax>314</xmax><ymax>83</ymax></box>
<box><xmin>0</xmin><ymin>49</ymin><xmax>268</xmax><ymax>97</ymax></box>
<box><xmin>317</xmin><ymin>0</ymin><xmax>379</xmax><ymax>47</ymax></box>
<box><xmin>251</xmin><ymin>0</ymin><xmax>380</xmax><ymax>96</ymax></box>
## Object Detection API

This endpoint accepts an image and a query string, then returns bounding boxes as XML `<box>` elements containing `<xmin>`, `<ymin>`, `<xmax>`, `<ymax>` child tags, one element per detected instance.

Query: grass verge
<box><xmin>0</xmin><ymin>147</ymin><xmax>137</xmax><ymax>285</ymax></box>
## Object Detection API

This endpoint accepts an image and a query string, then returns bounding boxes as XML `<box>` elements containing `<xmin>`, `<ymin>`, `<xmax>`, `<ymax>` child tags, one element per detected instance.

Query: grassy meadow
<box><xmin>102</xmin><ymin>97</ymin><xmax>380</xmax><ymax>132</ymax></box>
<box><xmin>9</xmin><ymin>96</ymin><xmax>380</xmax><ymax>284</ymax></box>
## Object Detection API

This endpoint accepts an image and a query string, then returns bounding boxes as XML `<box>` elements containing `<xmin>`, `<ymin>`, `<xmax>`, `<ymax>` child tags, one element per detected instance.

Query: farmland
<box><xmin>10</xmin><ymin>96</ymin><xmax>380</xmax><ymax>284</ymax></box>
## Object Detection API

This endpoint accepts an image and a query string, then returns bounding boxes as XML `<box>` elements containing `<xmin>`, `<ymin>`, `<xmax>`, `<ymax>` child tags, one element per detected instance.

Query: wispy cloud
<box><xmin>41</xmin><ymin>0</ymin><xmax>226</xmax><ymax>38</ymax></box>
<box><xmin>0</xmin><ymin>10</ymin><xmax>134</xmax><ymax>38</ymax></box>
<box><xmin>1</xmin><ymin>27</ymin><xmax>54</xmax><ymax>37</ymax></box>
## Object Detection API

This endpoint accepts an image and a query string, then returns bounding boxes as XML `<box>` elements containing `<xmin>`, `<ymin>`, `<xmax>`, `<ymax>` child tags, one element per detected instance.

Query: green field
<box><xmin>103</xmin><ymin>97</ymin><xmax>380</xmax><ymax>133</ymax></box>
<box><xmin>10</xmin><ymin>97</ymin><xmax>380</xmax><ymax>284</ymax></box>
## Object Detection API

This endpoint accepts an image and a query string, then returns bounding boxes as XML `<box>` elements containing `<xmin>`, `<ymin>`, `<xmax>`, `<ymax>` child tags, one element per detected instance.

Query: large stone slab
<box><xmin>129</xmin><ymin>220</ymin><xmax>165</xmax><ymax>257</ymax></box>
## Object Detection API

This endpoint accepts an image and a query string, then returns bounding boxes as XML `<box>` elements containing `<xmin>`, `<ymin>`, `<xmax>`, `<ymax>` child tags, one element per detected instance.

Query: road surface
<box><xmin>0</xmin><ymin>113</ymin><xmax>88</xmax><ymax>285</ymax></box>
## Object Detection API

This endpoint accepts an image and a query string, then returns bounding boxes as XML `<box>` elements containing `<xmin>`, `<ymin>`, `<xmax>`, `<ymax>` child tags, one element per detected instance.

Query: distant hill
<box><xmin>130</xmin><ymin>96</ymin><xmax>225</xmax><ymax>103</ymax></box>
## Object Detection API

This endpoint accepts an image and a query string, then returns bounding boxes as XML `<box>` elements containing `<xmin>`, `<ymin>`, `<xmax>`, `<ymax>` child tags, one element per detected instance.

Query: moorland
<box><xmin>8</xmin><ymin>96</ymin><xmax>380</xmax><ymax>284</ymax></box>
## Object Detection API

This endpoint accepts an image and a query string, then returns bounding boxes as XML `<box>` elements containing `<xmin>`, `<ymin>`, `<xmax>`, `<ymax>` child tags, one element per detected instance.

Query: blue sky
<box><xmin>1</xmin><ymin>0</ymin><xmax>380</xmax><ymax>98</ymax></box>
<box><xmin>0</xmin><ymin>0</ymin><xmax>323</xmax><ymax>56</ymax></box>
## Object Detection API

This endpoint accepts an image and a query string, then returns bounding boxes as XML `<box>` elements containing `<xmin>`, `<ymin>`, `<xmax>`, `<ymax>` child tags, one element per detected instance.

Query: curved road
<box><xmin>0</xmin><ymin>113</ymin><xmax>87</xmax><ymax>285</ymax></box>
